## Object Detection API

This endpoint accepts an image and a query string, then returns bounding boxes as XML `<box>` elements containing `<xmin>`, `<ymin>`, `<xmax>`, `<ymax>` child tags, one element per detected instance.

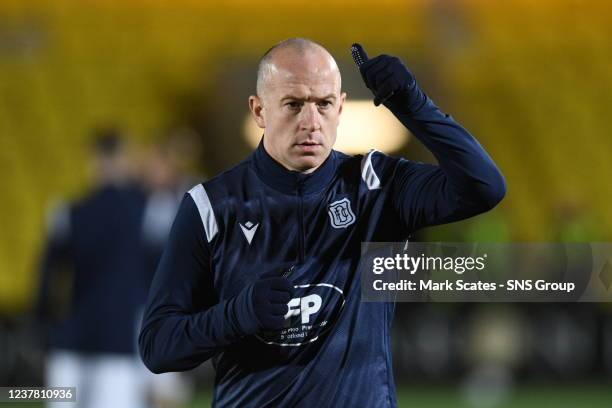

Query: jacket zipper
<box><xmin>297</xmin><ymin>186</ymin><xmax>305</xmax><ymax>264</ymax></box>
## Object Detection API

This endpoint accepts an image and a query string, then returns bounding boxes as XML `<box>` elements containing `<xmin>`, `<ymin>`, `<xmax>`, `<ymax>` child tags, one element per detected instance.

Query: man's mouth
<box><xmin>295</xmin><ymin>141</ymin><xmax>322</xmax><ymax>152</ymax></box>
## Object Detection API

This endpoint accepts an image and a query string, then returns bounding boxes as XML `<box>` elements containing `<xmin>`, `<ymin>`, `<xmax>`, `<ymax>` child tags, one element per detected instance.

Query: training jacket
<box><xmin>37</xmin><ymin>184</ymin><xmax>153</xmax><ymax>354</ymax></box>
<box><xmin>139</xmin><ymin>90</ymin><xmax>506</xmax><ymax>407</ymax></box>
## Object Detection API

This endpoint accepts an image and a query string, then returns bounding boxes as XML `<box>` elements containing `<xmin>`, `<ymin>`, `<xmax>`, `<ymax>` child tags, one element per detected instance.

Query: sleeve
<box><xmin>386</xmin><ymin>84</ymin><xmax>506</xmax><ymax>233</ymax></box>
<box><xmin>138</xmin><ymin>192</ymin><xmax>258</xmax><ymax>374</ymax></box>
<box><xmin>35</xmin><ymin>201</ymin><xmax>72</xmax><ymax>321</ymax></box>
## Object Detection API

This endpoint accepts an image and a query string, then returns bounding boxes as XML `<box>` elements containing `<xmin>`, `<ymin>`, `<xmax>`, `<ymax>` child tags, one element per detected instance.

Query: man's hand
<box><xmin>350</xmin><ymin>43</ymin><xmax>416</xmax><ymax>107</ymax></box>
<box><xmin>251</xmin><ymin>276</ymin><xmax>294</xmax><ymax>332</ymax></box>
<box><xmin>230</xmin><ymin>267</ymin><xmax>295</xmax><ymax>336</ymax></box>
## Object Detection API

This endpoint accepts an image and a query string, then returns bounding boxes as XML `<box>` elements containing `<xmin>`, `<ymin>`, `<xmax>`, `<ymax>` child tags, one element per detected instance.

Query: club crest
<box><xmin>328</xmin><ymin>198</ymin><xmax>356</xmax><ymax>229</ymax></box>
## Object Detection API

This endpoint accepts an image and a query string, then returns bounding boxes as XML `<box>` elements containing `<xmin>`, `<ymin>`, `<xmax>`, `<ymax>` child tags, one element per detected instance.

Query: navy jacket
<box><xmin>37</xmin><ymin>184</ymin><xmax>160</xmax><ymax>354</ymax></box>
<box><xmin>139</xmin><ymin>89</ymin><xmax>505</xmax><ymax>406</ymax></box>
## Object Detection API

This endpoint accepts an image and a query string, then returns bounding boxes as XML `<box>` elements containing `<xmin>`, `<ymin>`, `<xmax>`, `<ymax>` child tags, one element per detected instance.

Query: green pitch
<box><xmin>189</xmin><ymin>383</ymin><xmax>612</xmax><ymax>408</ymax></box>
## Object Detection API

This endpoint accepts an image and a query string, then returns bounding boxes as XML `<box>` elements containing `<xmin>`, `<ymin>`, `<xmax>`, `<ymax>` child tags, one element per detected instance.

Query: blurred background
<box><xmin>1</xmin><ymin>0</ymin><xmax>611</xmax><ymax>407</ymax></box>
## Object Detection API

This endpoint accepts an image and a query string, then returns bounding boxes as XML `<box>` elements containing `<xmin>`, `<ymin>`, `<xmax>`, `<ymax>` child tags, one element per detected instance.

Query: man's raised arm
<box><xmin>352</xmin><ymin>44</ymin><xmax>506</xmax><ymax>232</ymax></box>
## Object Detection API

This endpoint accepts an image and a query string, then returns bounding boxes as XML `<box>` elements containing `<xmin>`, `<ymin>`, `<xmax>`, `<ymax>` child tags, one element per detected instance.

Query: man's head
<box><xmin>91</xmin><ymin>127</ymin><xmax>131</xmax><ymax>185</ymax></box>
<box><xmin>249</xmin><ymin>38</ymin><xmax>346</xmax><ymax>173</ymax></box>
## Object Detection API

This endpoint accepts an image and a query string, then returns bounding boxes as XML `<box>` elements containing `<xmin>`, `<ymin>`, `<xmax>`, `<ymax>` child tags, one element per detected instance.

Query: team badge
<box><xmin>328</xmin><ymin>198</ymin><xmax>356</xmax><ymax>229</ymax></box>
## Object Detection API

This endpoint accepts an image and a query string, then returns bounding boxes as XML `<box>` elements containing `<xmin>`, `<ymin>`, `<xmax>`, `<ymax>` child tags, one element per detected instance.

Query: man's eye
<box><xmin>286</xmin><ymin>102</ymin><xmax>302</xmax><ymax>109</ymax></box>
<box><xmin>318</xmin><ymin>101</ymin><xmax>332</xmax><ymax>109</ymax></box>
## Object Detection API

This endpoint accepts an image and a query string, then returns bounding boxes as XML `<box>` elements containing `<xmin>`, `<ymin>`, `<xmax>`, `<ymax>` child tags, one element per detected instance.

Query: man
<box><xmin>37</xmin><ymin>129</ymin><xmax>152</xmax><ymax>408</ymax></box>
<box><xmin>139</xmin><ymin>38</ymin><xmax>505</xmax><ymax>407</ymax></box>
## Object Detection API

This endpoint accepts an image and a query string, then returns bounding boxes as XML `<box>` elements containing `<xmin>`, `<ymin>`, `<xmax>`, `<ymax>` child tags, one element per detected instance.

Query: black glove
<box><xmin>251</xmin><ymin>276</ymin><xmax>294</xmax><ymax>331</ymax></box>
<box><xmin>351</xmin><ymin>43</ymin><xmax>417</xmax><ymax>107</ymax></box>
<box><xmin>231</xmin><ymin>273</ymin><xmax>295</xmax><ymax>336</ymax></box>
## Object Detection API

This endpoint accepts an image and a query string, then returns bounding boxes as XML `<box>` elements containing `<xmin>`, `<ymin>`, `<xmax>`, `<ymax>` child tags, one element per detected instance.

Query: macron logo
<box><xmin>239</xmin><ymin>221</ymin><xmax>259</xmax><ymax>245</ymax></box>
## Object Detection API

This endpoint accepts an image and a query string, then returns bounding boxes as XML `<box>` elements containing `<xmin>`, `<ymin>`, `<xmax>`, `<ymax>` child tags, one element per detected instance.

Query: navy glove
<box><xmin>231</xmin><ymin>273</ymin><xmax>295</xmax><ymax>336</ymax></box>
<box><xmin>251</xmin><ymin>277</ymin><xmax>294</xmax><ymax>331</ymax></box>
<box><xmin>351</xmin><ymin>43</ymin><xmax>418</xmax><ymax>107</ymax></box>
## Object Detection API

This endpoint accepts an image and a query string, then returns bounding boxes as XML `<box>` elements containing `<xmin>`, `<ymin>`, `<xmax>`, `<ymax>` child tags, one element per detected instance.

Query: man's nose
<box><xmin>299</xmin><ymin>103</ymin><xmax>321</xmax><ymax>132</ymax></box>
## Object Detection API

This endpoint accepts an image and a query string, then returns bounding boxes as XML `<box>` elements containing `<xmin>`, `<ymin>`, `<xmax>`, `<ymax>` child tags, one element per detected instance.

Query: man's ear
<box><xmin>338</xmin><ymin>92</ymin><xmax>347</xmax><ymax>116</ymax></box>
<box><xmin>249</xmin><ymin>95</ymin><xmax>266</xmax><ymax>129</ymax></box>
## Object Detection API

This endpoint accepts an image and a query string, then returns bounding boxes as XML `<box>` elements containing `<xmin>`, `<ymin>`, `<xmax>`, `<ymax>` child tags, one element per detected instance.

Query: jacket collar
<box><xmin>251</xmin><ymin>138</ymin><xmax>336</xmax><ymax>195</ymax></box>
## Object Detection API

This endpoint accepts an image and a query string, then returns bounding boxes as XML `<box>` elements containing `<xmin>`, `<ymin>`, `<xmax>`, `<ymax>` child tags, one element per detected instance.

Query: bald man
<box><xmin>139</xmin><ymin>38</ymin><xmax>505</xmax><ymax>407</ymax></box>
<box><xmin>249</xmin><ymin>39</ymin><xmax>346</xmax><ymax>174</ymax></box>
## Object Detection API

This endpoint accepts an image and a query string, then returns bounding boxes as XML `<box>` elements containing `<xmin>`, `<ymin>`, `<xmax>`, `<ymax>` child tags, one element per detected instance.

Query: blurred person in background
<box><xmin>140</xmin><ymin>134</ymin><xmax>189</xmax><ymax>278</ymax></box>
<box><xmin>35</xmin><ymin>128</ymin><xmax>152</xmax><ymax>408</ymax></box>
<box><xmin>139</xmin><ymin>38</ymin><xmax>505</xmax><ymax>407</ymax></box>
<box><xmin>140</xmin><ymin>127</ymin><xmax>205</xmax><ymax>239</ymax></box>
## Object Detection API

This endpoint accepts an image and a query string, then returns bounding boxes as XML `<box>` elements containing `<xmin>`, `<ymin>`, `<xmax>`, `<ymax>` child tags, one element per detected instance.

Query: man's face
<box><xmin>249</xmin><ymin>49</ymin><xmax>346</xmax><ymax>173</ymax></box>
